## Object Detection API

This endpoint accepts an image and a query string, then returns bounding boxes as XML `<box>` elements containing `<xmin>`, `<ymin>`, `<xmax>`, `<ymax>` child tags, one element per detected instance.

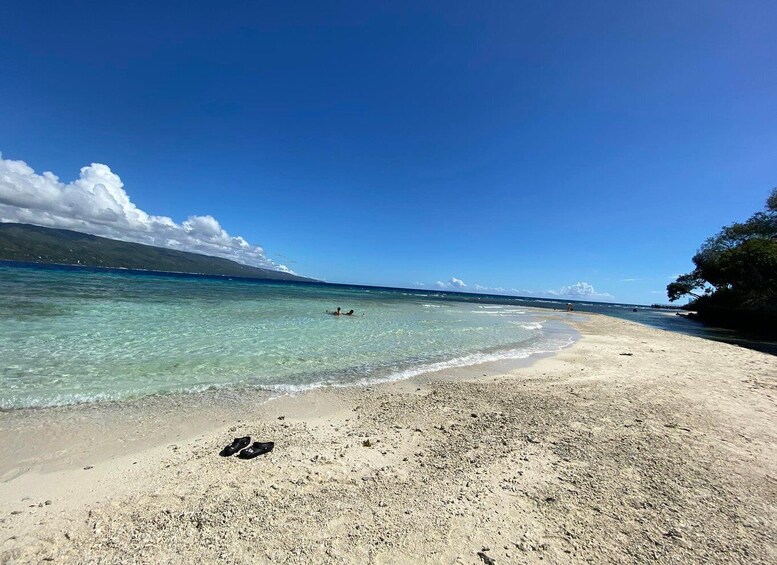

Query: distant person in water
<box><xmin>326</xmin><ymin>307</ymin><xmax>342</xmax><ymax>316</ymax></box>
<box><xmin>566</xmin><ymin>303</ymin><xmax>574</xmax><ymax>312</ymax></box>
<box><xmin>345</xmin><ymin>309</ymin><xmax>355</xmax><ymax>316</ymax></box>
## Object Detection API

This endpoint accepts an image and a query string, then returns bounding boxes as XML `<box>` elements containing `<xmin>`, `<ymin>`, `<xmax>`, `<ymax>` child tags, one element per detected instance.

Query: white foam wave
<box><xmin>267</xmin><ymin>333</ymin><xmax>576</xmax><ymax>395</ymax></box>
<box><xmin>0</xmin><ymin>391</ymin><xmax>120</xmax><ymax>410</ymax></box>
<box><xmin>0</xmin><ymin>381</ymin><xmax>248</xmax><ymax>410</ymax></box>
<box><xmin>509</xmin><ymin>321</ymin><xmax>543</xmax><ymax>330</ymax></box>
<box><xmin>3</xmin><ymin>331</ymin><xmax>576</xmax><ymax>409</ymax></box>
<box><xmin>470</xmin><ymin>310</ymin><xmax>527</xmax><ymax>315</ymax></box>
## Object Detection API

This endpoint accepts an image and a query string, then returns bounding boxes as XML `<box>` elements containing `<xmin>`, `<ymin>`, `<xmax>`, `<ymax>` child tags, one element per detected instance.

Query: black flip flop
<box><xmin>219</xmin><ymin>436</ymin><xmax>251</xmax><ymax>457</ymax></box>
<box><xmin>237</xmin><ymin>441</ymin><xmax>274</xmax><ymax>459</ymax></box>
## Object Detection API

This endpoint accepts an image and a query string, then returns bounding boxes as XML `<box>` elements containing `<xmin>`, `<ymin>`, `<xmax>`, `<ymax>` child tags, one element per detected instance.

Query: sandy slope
<box><xmin>1</xmin><ymin>314</ymin><xmax>775</xmax><ymax>564</ymax></box>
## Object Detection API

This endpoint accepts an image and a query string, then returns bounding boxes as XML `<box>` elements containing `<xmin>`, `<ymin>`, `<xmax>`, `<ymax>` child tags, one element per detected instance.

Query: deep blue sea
<box><xmin>0</xmin><ymin>262</ymin><xmax>769</xmax><ymax>409</ymax></box>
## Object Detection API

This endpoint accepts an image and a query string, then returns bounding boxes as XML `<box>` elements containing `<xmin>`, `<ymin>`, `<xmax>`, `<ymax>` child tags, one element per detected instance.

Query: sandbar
<box><xmin>1</xmin><ymin>313</ymin><xmax>775</xmax><ymax>564</ymax></box>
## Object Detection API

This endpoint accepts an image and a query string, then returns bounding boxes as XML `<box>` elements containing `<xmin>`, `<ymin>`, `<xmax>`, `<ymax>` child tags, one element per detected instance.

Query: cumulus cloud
<box><xmin>0</xmin><ymin>153</ymin><xmax>292</xmax><ymax>273</ymax></box>
<box><xmin>473</xmin><ymin>284</ymin><xmax>518</xmax><ymax>294</ymax></box>
<box><xmin>435</xmin><ymin>277</ymin><xmax>467</xmax><ymax>290</ymax></box>
<box><xmin>545</xmin><ymin>282</ymin><xmax>614</xmax><ymax>300</ymax></box>
<box><xmin>436</xmin><ymin>280</ymin><xmax>614</xmax><ymax>301</ymax></box>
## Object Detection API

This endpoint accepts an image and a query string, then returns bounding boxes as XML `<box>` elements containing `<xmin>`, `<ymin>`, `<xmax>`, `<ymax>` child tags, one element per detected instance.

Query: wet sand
<box><xmin>1</xmin><ymin>314</ymin><xmax>775</xmax><ymax>564</ymax></box>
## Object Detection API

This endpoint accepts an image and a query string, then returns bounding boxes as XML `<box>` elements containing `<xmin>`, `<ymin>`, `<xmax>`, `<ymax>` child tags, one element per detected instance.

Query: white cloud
<box><xmin>619</xmin><ymin>278</ymin><xmax>639</xmax><ymax>282</ymax></box>
<box><xmin>545</xmin><ymin>282</ymin><xmax>614</xmax><ymax>300</ymax></box>
<box><xmin>473</xmin><ymin>284</ymin><xmax>519</xmax><ymax>294</ymax></box>
<box><xmin>436</xmin><ymin>277</ymin><xmax>467</xmax><ymax>290</ymax></box>
<box><xmin>459</xmin><ymin>281</ymin><xmax>614</xmax><ymax>301</ymax></box>
<box><xmin>0</xmin><ymin>153</ymin><xmax>292</xmax><ymax>273</ymax></box>
<box><xmin>424</xmin><ymin>276</ymin><xmax>614</xmax><ymax>301</ymax></box>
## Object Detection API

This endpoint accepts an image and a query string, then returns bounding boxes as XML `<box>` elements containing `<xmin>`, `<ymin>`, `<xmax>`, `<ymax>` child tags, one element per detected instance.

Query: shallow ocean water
<box><xmin>1</xmin><ymin>265</ymin><xmax>576</xmax><ymax>409</ymax></box>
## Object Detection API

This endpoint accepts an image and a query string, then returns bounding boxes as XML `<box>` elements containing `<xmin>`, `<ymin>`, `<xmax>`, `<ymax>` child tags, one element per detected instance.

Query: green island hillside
<box><xmin>0</xmin><ymin>223</ymin><xmax>315</xmax><ymax>282</ymax></box>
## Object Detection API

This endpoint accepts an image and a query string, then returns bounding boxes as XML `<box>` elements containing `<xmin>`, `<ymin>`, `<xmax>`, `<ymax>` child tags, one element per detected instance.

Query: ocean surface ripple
<box><xmin>1</xmin><ymin>265</ymin><xmax>576</xmax><ymax>409</ymax></box>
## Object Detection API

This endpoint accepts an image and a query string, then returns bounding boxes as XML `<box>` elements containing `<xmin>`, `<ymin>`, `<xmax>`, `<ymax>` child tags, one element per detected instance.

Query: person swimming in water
<box><xmin>326</xmin><ymin>307</ymin><xmax>362</xmax><ymax>317</ymax></box>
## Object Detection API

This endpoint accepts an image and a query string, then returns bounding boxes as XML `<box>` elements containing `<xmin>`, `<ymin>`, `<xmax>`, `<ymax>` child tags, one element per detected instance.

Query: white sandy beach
<box><xmin>1</xmin><ymin>313</ymin><xmax>775</xmax><ymax>564</ymax></box>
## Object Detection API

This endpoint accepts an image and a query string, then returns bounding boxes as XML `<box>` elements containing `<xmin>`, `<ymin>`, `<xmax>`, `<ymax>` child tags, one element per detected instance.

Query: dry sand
<box><xmin>1</xmin><ymin>314</ymin><xmax>775</xmax><ymax>564</ymax></box>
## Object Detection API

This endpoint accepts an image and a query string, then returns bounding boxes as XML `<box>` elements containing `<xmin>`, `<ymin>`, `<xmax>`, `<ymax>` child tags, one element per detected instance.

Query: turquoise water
<box><xmin>1</xmin><ymin>265</ymin><xmax>576</xmax><ymax>409</ymax></box>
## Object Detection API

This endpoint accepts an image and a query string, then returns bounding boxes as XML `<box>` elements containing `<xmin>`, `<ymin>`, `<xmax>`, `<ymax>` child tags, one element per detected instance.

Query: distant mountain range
<box><xmin>0</xmin><ymin>223</ymin><xmax>315</xmax><ymax>282</ymax></box>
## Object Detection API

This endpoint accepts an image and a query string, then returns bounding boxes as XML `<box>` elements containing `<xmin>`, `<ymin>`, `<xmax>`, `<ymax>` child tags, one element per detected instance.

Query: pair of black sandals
<box><xmin>219</xmin><ymin>436</ymin><xmax>274</xmax><ymax>459</ymax></box>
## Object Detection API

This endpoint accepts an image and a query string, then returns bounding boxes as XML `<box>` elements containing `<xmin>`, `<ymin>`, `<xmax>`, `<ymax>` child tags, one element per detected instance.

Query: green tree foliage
<box><xmin>668</xmin><ymin>189</ymin><xmax>777</xmax><ymax>327</ymax></box>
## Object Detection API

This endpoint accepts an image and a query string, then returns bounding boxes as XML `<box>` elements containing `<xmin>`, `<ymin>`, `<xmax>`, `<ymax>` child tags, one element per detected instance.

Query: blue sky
<box><xmin>1</xmin><ymin>1</ymin><xmax>776</xmax><ymax>304</ymax></box>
